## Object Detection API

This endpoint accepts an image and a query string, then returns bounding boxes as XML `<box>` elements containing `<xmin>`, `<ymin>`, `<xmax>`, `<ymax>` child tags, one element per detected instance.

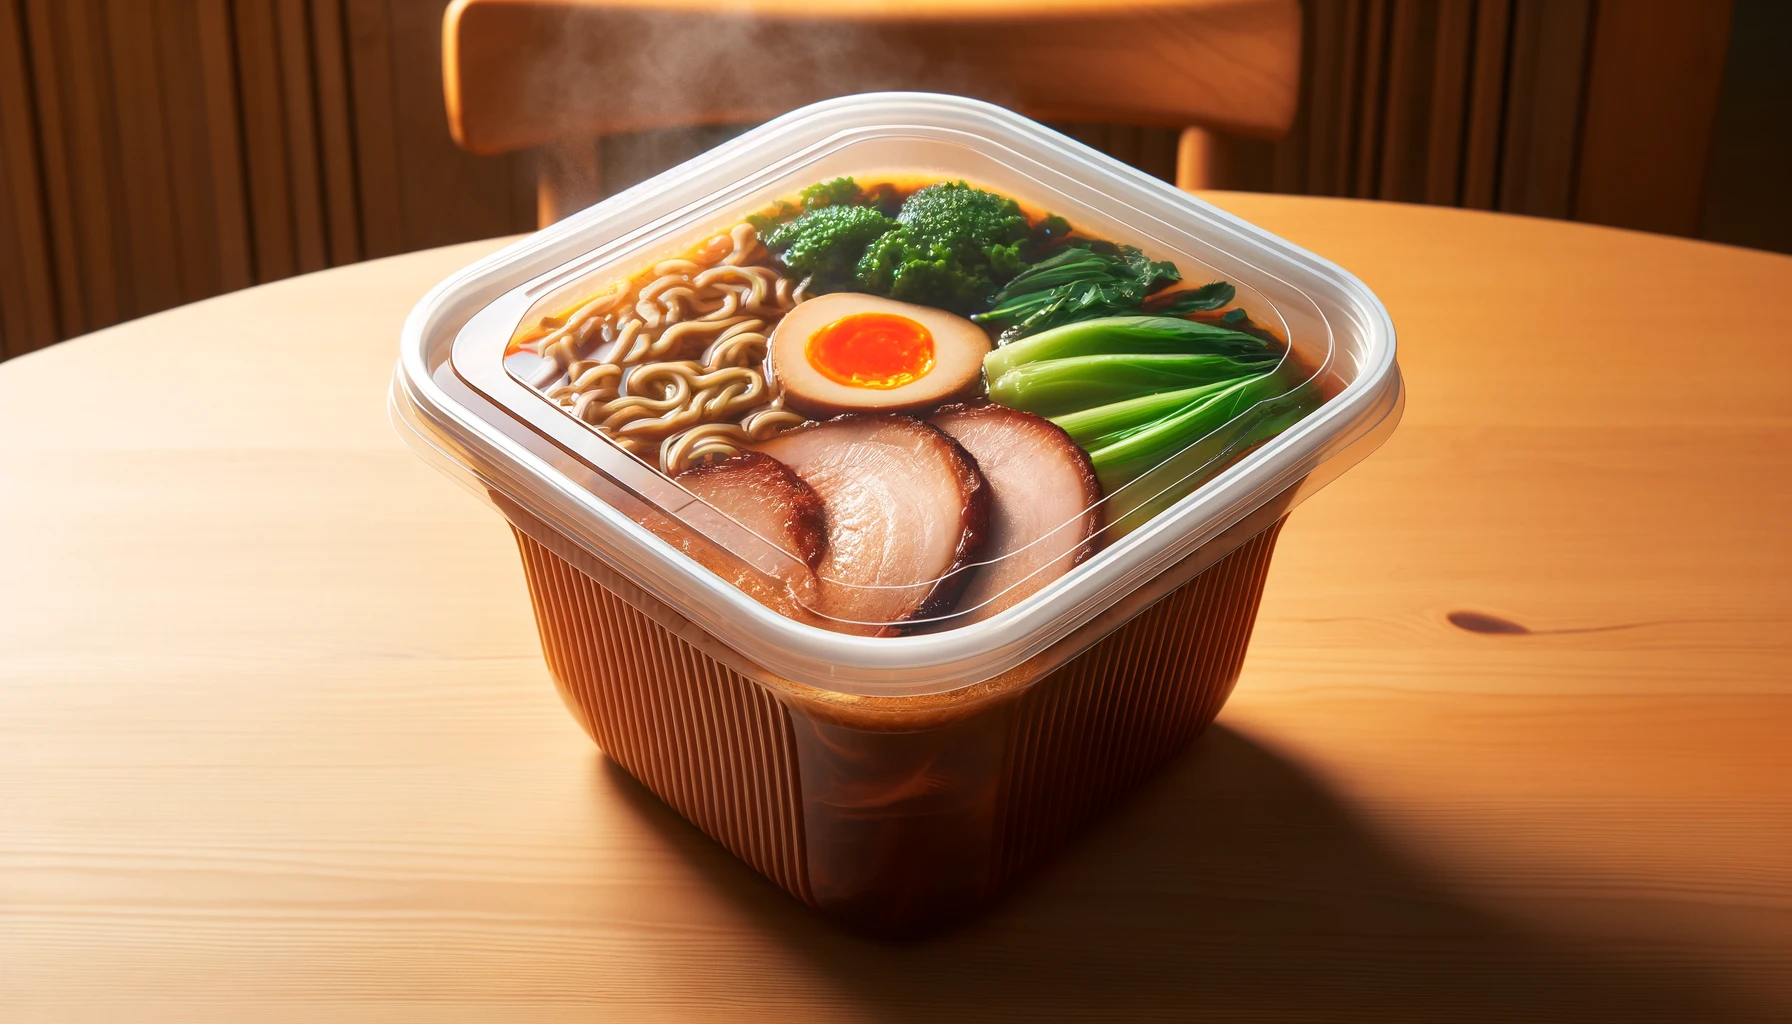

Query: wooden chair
<box><xmin>443</xmin><ymin>0</ymin><xmax>1301</xmax><ymax>226</ymax></box>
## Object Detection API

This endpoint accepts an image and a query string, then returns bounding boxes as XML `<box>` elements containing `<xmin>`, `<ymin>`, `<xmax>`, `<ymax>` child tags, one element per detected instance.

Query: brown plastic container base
<box><xmin>511</xmin><ymin>519</ymin><xmax>1285</xmax><ymax>935</ymax></box>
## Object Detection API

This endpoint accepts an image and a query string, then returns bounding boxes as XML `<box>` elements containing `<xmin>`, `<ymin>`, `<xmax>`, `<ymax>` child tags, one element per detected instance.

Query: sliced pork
<box><xmin>675</xmin><ymin>452</ymin><xmax>827</xmax><ymax>605</ymax></box>
<box><xmin>929</xmin><ymin>403</ymin><xmax>1104</xmax><ymax>624</ymax></box>
<box><xmin>754</xmin><ymin>414</ymin><xmax>989</xmax><ymax>635</ymax></box>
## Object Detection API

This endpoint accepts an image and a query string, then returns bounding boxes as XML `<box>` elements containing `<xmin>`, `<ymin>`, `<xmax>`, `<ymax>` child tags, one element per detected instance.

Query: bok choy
<box><xmin>982</xmin><ymin>313</ymin><xmax>1323</xmax><ymax>506</ymax></box>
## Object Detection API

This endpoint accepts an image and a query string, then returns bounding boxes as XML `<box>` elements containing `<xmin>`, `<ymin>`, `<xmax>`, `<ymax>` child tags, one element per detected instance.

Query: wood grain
<box><xmin>392</xmin><ymin>0</ymin><xmax>533</xmax><ymax>249</ymax></box>
<box><xmin>37</xmin><ymin>0</ymin><xmax>125</xmax><ymax>329</ymax></box>
<box><xmin>154</xmin><ymin>0</ymin><xmax>221</xmax><ymax>306</ymax></box>
<box><xmin>104</xmin><ymin>0</ymin><xmax>182</xmax><ymax>317</ymax></box>
<box><xmin>2</xmin><ymin>195</ymin><xmax>1790</xmax><ymax>1022</ymax></box>
<box><xmin>1420</xmin><ymin>0</ymin><xmax>1472</xmax><ymax>206</ymax></box>
<box><xmin>18</xmin><ymin>0</ymin><xmax>85</xmax><ymax>338</ymax></box>
<box><xmin>310</xmin><ymin>0</ymin><xmax>364</xmax><ymax>268</ymax></box>
<box><xmin>0</xmin><ymin>0</ymin><xmax>57</xmax><ymax>356</ymax></box>
<box><xmin>1458</xmin><ymin>0</ymin><xmax>1510</xmax><ymax>210</ymax></box>
<box><xmin>1574</xmin><ymin>0</ymin><xmax>1736</xmax><ymax>236</ymax></box>
<box><xmin>443</xmin><ymin>0</ymin><xmax>1302</xmax><ymax>153</ymax></box>
<box><xmin>341</xmin><ymin>0</ymin><xmax>406</xmax><ymax>260</ymax></box>
<box><xmin>275</xmin><ymin>0</ymin><xmax>330</xmax><ymax>276</ymax></box>
<box><xmin>234</xmin><ymin>0</ymin><xmax>298</xmax><ymax>284</ymax></box>
<box><xmin>1496</xmin><ymin>0</ymin><xmax>1594</xmax><ymax>218</ymax></box>
<box><xmin>195</xmin><ymin>0</ymin><xmax>257</xmax><ymax>296</ymax></box>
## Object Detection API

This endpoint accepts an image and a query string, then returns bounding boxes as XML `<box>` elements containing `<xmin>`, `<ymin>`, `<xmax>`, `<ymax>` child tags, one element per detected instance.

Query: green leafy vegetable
<box><xmin>974</xmin><ymin>242</ymin><xmax>1179</xmax><ymax>336</ymax></box>
<box><xmin>747</xmin><ymin>176</ymin><xmax>869</xmax><ymax>233</ymax></box>
<box><xmin>800</xmin><ymin>176</ymin><xmax>864</xmax><ymax>210</ymax></box>
<box><xmin>1052</xmin><ymin>378</ymin><xmax>1257</xmax><ymax>448</ymax></box>
<box><xmin>987</xmin><ymin>351</ymin><xmax>1280</xmax><ymax>416</ymax></box>
<box><xmin>1075</xmin><ymin>373</ymin><xmax>1280</xmax><ymax>470</ymax></box>
<box><xmin>759</xmin><ymin>178</ymin><xmax>1036</xmax><ymax>311</ymax></box>
<box><xmin>983</xmin><ymin>315</ymin><xmax>1276</xmax><ymax>380</ymax></box>
<box><xmin>1146</xmin><ymin>280</ymin><xmax>1237</xmax><ymax>316</ymax></box>
<box><xmin>1100</xmin><ymin>383</ymin><xmax>1318</xmax><ymax>534</ymax></box>
<box><xmin>764</xmin><ymin>204</ymin><xmax>896</xmax><ymax>289</ymax></box>
<box><xmin>853</xmin><ymin>181</ymin><xmax>1032</xmax><ymax>312</ymax></box>
<box><xmin>981</xmin><ymin>313</ymin><xmax>1320</xmax><ymax>512</ymax></box>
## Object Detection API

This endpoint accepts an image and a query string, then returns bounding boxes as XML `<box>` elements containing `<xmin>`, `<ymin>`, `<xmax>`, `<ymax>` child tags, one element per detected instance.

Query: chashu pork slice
<box><xmin>929</xmin><ymin>403</ymin><xmax>1104</xmax><ymax>624</ymax></box>
<box><xmin>674</xmin><ymin>452</ymin><xmax>827</xmax><ymax>607</ymax></box>
<box><xmin>754</xmin><ymin>414</ymin><xmax>990</xmax><ymax>635</ymax></box>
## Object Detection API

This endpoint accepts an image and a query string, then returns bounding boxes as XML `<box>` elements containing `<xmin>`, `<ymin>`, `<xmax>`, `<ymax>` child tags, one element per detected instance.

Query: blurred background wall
<box><xmin>1</xmin><ymin>0</ymin><xmax>1786</xmax><ymax>361</ymax></box>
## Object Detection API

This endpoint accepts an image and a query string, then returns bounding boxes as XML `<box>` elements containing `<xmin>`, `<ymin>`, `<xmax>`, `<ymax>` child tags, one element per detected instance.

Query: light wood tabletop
<box><xmin>3</xmin><ymin>193</ymin><xmax>1789</xmax><ymax>1022</ymax></box>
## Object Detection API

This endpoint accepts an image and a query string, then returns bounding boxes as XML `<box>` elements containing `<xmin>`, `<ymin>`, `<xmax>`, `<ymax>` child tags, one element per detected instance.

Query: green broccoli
<box><xmin>798</xmin><ymin>176</ymin><xmax>863</xmax><ymax>210</ymax></box>
<box><xmin>748</xmin><ymin>176</ymin><xmax>867</xmax><ymax>233</ymax></box>
<box><xmin>764</xmin><ymin>204</ymin><xmax>896</xmax><ymax>287</ymax></box>
<box><xmin>853</xmin><ymin>182</ymin><xmax>1031</xmax><ymax>313</ymax></box>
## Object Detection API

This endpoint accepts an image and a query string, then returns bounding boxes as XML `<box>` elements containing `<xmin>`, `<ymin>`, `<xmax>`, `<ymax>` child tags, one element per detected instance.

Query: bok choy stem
<box><xmin>987</xmin><ymin>351</ymin><xmax>1281</xmax><ymax>415</ymax></box>
<box><xmin>983</xmin><ymin>316</ymin><xmax>1271</xmax><ymax>380</ymax></box>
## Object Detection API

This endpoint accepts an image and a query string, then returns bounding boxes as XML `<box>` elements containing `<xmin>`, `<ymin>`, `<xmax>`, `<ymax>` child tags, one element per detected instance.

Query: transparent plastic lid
<box><xmin>393</xmin><ymin>94</ymin><xmax>1402</xmax><ymax>694</ymax></box>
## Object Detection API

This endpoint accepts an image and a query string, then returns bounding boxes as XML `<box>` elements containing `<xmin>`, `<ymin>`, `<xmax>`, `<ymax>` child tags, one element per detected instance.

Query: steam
<box><xmin>517</xmin><ymin>5</ymin><xmax>1003</xmax><ymax>142</ymax></box>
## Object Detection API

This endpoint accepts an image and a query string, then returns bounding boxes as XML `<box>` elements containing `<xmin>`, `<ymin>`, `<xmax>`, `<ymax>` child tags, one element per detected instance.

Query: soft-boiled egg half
<box><xmin>769</xmin><ymin>293</ymin><xmax>992</xmax><ymax>418</ymax></box>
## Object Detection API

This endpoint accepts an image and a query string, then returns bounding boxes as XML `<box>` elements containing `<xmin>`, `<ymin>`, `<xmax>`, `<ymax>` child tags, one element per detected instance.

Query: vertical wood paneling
<box><xmin>275</xmin><ymin>0</ymin><xmax>329</xmax><ymax>274</ymax></box>
<box><xmin>1299</xmin><ymin>0</ymin><xmax>1347</xmax><ymax>194</ymax></box>
<box><xmin>1328</xmin><ymin>0</ymin><xmax>1365</xmax><ymax>194</ymax></box>
<box><xmin>41</xmin><ymin>0</ymin><xmax>128</xmax><ymax>329</ymax></box>
<box><xmin>105</xmin><ymin>0</ymin><xmax>184</xmax><ymax>316</ymax></box>
<box><xmin>234</xmin><ymin>0</ymin><xmax>297</xmax><ymax>283</ymax></box>
<box><xmin>1204</xmin><ymin>0</ymin><xmax>1723</xmax><ymax>243</ymax></box>
<box><xmin>0</xmin><ymin>0</ymin><xmax>57</xmax><ymax>356</ymax></box>
<box><xmin>1696</xmin><ymin>0</ymin><xmax>1792</xmax><ymax>255</ymax></box>
<box><xmin>20</xmin><ymin>1</ymin><xmax>80</xmax><ymax>336</ymax></box>
<box><xmin>386</xmin><ymin>0</ymin><xmax>527</xmax><ymax>251</ymax></box>
<box><xmin>0</xmin><ymin>0</ymin><xmax>541</xmax><ymax>359</ymax></box>
<box><xmin>1497</xmin><ymin>0</ymin><xmax>1595</xmax><ymax>218</ymax></box>
<box><xmin>1574</xmin><ymin>0</ymin><xmax>1736</xmax><ymax>236</ymax></box>
<box><xmin>194</xmin><ymin>0</ymin><xmax>254</xmax><ymax>294</ymax></box>
<box><xmin>343</xmin><ymin>0</ymin><xmax>404</xmax><ymax>259</ymax></box>
<box><xmin>1459</xmin><ymin>0</ymin><xmax>1512</xmax><ymax>209</ymax></box>
<box><xmin>1375</xmin><ymin>0</ymin><xmax>1436</xmax><ymax>203</ymax></box>
<box><xmin>1422</xmin><ymin>0</ymin><xmax>1474</xmax><ymax>206</ymax></box>
<box><xmin>1349</xmin><ymin>0</ymin><xmax>1390</xmax><ymax>197</ymax></box>
<box><xmin>309</xmin><ymin>0</ymin><xmax>362</xmax><ymax>266</ymax></box>
<box><xmin>0</xmin><ymin>0</ymin><xmax>1748</xmax><ymax>362</ymax></box>
<box><xmin>154</xmin><ymin>0</ymin><xmax>221</xmax><ymax>305</ymax></box>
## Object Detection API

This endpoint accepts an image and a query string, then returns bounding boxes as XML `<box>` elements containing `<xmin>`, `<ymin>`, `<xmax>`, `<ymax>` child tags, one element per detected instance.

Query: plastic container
<box><xmin>393</xmin><ymin>93</ymin><xmax>1402</xmax><ymax>934</ymax></box>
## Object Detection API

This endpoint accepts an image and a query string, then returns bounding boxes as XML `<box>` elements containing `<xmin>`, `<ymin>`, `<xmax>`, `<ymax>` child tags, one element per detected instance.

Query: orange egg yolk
<box><xmin>805</xmin><ymin>312</ymin><xmax>935</xmax><ymax>389</ymax></box>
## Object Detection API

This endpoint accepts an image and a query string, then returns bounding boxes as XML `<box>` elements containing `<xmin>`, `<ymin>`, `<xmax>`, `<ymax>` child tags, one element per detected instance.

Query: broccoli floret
<box><xmin>851</xmin><ymin>182</ymin><xmax>1031</xmax><ymax>313</ymax></box>
<box><xmin>857</xmin><ymin>244</ymin><xmax>990</xmax><ymax>311</ymax></box>
<box><xmin>896</xmin><ymin>181</ymin><xmax>1031</xmax><ymax>252</ymax></box>
<box><xmin>765</xmin><ymin>204</ymin><xmax>896</xmax><ymax>287</ymax></box>
<box><xmin>748</xmin><ymin>177</ymin><xmax>868</xmax><ymax>233</ymax></box>
<box><xmin>799</xmin><ymin>176</ymin><xmax>863</xmax><ymax>210</ymax></box>
<box><xmin>760</xmin><ymin>179</ymin><xmax>1041</xmax><ymax>310</ymax></box>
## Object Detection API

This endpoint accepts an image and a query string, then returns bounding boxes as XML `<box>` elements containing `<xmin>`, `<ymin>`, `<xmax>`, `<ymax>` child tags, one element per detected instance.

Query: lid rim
<box><xmin>393</xmin><ymin>92</ymin><xmax>1403</xmax><ymax>697</ymax></box>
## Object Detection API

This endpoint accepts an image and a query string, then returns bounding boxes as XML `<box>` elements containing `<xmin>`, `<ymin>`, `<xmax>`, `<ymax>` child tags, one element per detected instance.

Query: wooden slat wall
<box><xmin>0</xmin><ymin>0</ymin><xmax>58</xmax><ymax>352</ymax></box>
<box><xmin>0</xmin><ymin>0</ymin><xmax>533</xmax><ymax>360</ymax></box>
<box><xmin>570</xmin><ymin>0</ymin><xmax>1739</xmax><ymax>245</ymax></box>
<box><xmin>0</xmin><ymin>0</ymin><xmax>1742</xmax><ymax>361</ymax></box>
<box><xmin>1574</xmin><ymin>0</ymin><xmax>1737</xmax><ymax>237</ymax></box>
<box><xmin>1218</xmin><ymin>0</ymin><xmax>1735</xmax><ymax>225</ymax></box>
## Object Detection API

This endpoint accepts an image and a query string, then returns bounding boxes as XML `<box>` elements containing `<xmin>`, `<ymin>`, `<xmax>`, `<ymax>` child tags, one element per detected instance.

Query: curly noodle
<box><xmin>521</xmin><ymin>222</ymin><xmax>808</xmax><ymax>474</ymax></box>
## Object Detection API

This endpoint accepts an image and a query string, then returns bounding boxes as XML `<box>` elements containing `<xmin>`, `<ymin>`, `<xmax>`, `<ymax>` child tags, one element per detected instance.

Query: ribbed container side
<box><xmin>510</xmin><ymin>519</ymin><xmax>1284</xmax><ymax>929</ymax></box>
<box><xmin>990</xmin><ymin>522</ymin><xmax>1283</xmax><ymax>886</ymax></box>
<box><xmin>513</xmin><ymin>530</ymin><xmax>812</xmax><ymax>904</ymax></box>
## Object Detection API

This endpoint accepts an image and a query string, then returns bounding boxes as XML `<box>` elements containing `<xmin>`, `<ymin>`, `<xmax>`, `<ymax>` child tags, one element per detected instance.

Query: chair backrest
<box><xmin>444</xmin><ymin>0</ymin><xmax>1301</xmax><ymax>156</ymax></box>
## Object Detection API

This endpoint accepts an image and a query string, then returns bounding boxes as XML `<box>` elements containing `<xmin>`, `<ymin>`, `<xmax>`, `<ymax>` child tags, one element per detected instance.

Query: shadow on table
<box><xmin>595</xmin><ymin>723</ymin><xmax>1755</xmax><ymax>1023</ymax></box>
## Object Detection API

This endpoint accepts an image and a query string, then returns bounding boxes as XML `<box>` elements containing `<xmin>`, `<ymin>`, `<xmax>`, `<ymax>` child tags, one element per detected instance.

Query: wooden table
<box><xmin>3</xmin><ymin>194</ymin><xmax>1789</xmax><ymax>1021</ymax></box>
